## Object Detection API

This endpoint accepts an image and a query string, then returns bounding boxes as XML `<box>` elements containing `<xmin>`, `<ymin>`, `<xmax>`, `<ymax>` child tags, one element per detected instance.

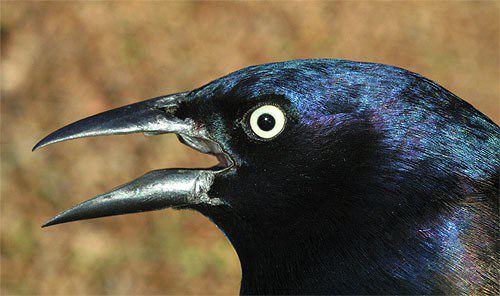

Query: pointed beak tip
<box><xmin>33</xmin><ymin>131</ymin><xmax>63</xmax><ymax>151</ymax></box>
<box><xmin>41</xmin><ymin>219</ymin><xmax>56</xmax><ymax>228</ymax></box>
<box><xmin>33</xmin><ymin>137</ymin><xmax>51</xmax><ymax>151</ymax></box>
<box><xmin>32</xmin><ymin>143</ymin><xmax>42</xmax><ymax>152</ymax></box>
<box><xmin>41</xmin><ymin>212</ymin><xmax>69</xmax><ymax>228</ymax></box>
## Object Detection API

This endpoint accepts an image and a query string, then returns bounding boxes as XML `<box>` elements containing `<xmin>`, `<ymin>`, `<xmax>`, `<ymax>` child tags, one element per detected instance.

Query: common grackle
<box><xmin>34</xmin><ymin>59</ymin><xmax>499</xmax><ymax>294</ymax></box>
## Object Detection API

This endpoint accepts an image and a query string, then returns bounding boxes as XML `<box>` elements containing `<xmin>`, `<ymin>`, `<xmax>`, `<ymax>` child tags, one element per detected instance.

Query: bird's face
<box><xmin>35</xmin><ymin>61</ymin><xmax>379</xmax><ymax>240</ymax></box>
<box><xmin>33</xmin><ymin>59</ymin><xmax>500</xmax><ymax>294</ymax></box>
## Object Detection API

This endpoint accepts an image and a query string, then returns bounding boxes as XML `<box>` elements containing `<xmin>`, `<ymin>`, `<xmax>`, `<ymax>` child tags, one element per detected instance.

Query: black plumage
<box><xmin>34</xmin><ymin>59</ymin><xmax>499</xmax><ymax>294</ymax></box>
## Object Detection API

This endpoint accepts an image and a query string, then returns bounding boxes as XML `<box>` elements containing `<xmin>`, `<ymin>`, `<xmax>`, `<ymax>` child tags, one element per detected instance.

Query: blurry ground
<box><xmin>1</xmin><ymin>1</ymin><xmax>498</xmax><ymax>295</ymax></box>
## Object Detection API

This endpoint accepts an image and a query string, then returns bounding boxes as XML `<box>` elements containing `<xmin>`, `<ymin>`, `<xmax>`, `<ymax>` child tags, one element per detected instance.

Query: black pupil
<box><xmin>257</xmin><ymin>113</ymin><xmax>275</xmax><ymax>131</ymax></box>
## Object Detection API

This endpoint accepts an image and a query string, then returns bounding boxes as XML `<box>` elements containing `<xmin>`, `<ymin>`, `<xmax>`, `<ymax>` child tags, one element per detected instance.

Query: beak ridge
<box><xmin>42</xmin><ymin>169</ymin><xmax>217</xmax><ymax>227</ymax></box>
<box><xmin>32</xmin><ymin>92</ymin><xmax>190</xmax><ymax>151</ymax></box>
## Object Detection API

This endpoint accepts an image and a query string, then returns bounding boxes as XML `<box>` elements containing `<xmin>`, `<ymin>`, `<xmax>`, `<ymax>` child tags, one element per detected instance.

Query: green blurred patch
<box><xmin>178</xmin><ymin>241</ymin><xmax>231</xmax><ymax>279</ymax></box>
<box><xmin>2</xmin><ymin>221</ymin><xmax>37</xmax><ymax>258</ymax></box>
<box><xmin>119</xmin><ymin>36</ymin><xmax>144</xmax><ymax>65</ymax></box>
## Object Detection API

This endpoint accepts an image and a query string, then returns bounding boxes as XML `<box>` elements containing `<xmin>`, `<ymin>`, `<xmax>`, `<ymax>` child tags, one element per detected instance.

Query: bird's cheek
<box><xmin>206</xmin><ymin>170</ymin><xmax>239</xmax><ymax>202</ymax></box>
<box><xmin>208</xmin><ymin>168</ymin><xmax>260</xmax><ymax>203</ymax></box>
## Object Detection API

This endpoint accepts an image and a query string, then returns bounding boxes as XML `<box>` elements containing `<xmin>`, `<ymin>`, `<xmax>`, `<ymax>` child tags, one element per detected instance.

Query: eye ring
<box><xmin>248</xmin><ymin>105</ymin><xmax>286</xmax><ymax>140</ymax></box>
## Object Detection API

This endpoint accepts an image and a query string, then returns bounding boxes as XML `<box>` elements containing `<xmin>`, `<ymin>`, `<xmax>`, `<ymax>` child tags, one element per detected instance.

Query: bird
<box><xmin>33</xmin><ymin>59</ymin><xmax>499</xmax><ymax>294</ymax></box>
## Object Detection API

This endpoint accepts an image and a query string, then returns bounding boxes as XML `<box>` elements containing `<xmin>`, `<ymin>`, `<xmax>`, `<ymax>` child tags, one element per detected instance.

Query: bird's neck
<box><xmin>209</xmin><ymin>199</ymin><xmax>496</xmax><ymax>294</ymax></box>
<box><xmin>233</xmin><ymin>220</ymin><xmax>412</xmax><ymax>294</ymax></box>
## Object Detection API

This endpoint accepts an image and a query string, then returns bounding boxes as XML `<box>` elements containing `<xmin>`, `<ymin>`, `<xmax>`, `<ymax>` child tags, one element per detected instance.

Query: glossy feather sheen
<box><xmin>187</xmin><ymin>59</ymin><xmax>499</xmax><ymax>294</ymax></box>
<box><xmin>37</xmin><ymin>59</ymin><xmax>498</xmax><ymax>294</ymax></box>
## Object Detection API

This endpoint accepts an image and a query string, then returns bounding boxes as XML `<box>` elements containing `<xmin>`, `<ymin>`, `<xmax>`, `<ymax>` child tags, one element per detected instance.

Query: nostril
<box><xmin>161</xmin><ymin>104</ymin><xmax>179</xmax><ymax>115</ymax></box>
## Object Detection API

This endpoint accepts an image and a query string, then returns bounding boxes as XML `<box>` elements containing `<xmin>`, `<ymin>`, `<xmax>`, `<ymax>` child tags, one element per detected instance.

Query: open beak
<box><xmin>34</xmin><ymin>92</ymin><xmax>232</xmax><ymax>227</ymax></box>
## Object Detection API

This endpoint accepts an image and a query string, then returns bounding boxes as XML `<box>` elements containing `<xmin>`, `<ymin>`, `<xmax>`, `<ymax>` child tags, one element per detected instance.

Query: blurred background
<box><xmin>1</xmin><ymin>1</ymin><xmax>498</xmax><ymax>295</ymax></box>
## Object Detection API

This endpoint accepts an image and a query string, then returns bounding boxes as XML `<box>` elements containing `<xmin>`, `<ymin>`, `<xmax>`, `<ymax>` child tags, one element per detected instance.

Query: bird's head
<box><xmin>35</xmin><ymin>60</ymin><xmax>385</xmax><ymax>235</ymax></box>
<box><xmin>34</xmin><ymin>60</ymin><xmax>498</xmax><ymax>286</ymax></box>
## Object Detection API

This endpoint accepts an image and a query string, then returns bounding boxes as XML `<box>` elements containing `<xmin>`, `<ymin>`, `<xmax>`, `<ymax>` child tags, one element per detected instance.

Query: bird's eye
<box><xmin>248</xmin><ymin>105</ymin><xmax>286</xmax><ymax>139</ymax></box>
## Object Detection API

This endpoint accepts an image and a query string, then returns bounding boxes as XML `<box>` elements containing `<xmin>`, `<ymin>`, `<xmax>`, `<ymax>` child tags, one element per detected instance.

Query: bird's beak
<box><xmin>34</xmin><ymin>92</ymin><xmax>231</xmax><ymax>227</ymax></box>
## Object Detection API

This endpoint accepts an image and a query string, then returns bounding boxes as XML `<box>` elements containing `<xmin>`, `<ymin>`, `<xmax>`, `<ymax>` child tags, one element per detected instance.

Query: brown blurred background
<box><xmin>1</xmin><ymin>1</ymin><xmax>498</xmax><ymax>295</ymax></box>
